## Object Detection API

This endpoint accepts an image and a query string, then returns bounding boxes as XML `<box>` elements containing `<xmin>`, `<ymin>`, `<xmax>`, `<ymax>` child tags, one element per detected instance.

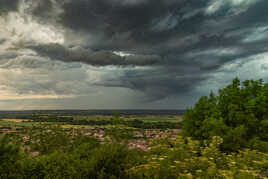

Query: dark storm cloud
<box><xmin>54</xmin><ymin>0</ymin><xmax>268</xmax><ymax>59</ymax></box>
<box><xmin>59</xmin><ymin>0</ymin><xmax>209</xmax><ymax>48</ymax></box>
<box><xmin>231</xmin><ymin>1</ymin><xmax>268</xmax><ymax>27</ymax></box>
<box><xmin>31</xmin><ymin>0</ymin><xmax>53</xmax><ymax>16</ymax></box>
<box><xmin>0</xmin><ymin>0</ymin><xmax>19</xmax><ymax>15</ymax></box>
<box><xmin>96</xmin><ymin>68</ymin><xmax>208</xmax><ymax>101</ymax></box>
<box><xmin>1</xmin><ymin>0</ymin><xmax>268</xmax><ymax>102</ymax></box>
<box><xmin>0</xmin><ymin>52</ymin><xmax>18</xmax><ymax>60</ymax></box>
<box><xmin>0</xmin><ymin>39</ymin><xmax>6</xmax><ymax>45</ymax></box>
<box><xmin>28</xmin><ymin>43</ymin><xmax>161</xmax><ymax>66</ymax></box>
<box><xmin>261</xmin><ymin>64</ymin><xmax>268</xmax><ymax>71</ymax></box>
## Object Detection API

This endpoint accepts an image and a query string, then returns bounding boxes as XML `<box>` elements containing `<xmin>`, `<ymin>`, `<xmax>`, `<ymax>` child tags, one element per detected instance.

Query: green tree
<box><xmin>0</xmin><ymin>135</ymin><xmax>21</xmax><ymax>178</ymax></box>
<box><xmin>183</xmin><ymin>78</ymin><xmax>268</xmax><ymax>152</ymax></box>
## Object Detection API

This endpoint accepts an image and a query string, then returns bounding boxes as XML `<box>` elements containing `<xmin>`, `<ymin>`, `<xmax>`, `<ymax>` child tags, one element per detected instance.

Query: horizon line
<box><xmin>0</xmin><ymin>109</ymin><xmax>187</xmax><ymax>111</ymax></box>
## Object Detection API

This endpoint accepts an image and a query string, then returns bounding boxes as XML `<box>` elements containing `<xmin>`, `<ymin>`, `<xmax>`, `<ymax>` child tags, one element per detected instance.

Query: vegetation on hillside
<box><xmin>183</xmin><ymin>78</ymin><xmax>268</xmax><ymax>152</ymax></box>
<box><xmin>0</xmin><ymin>130</ymin><xmax>267</xmax><ymax>178</ymax></box>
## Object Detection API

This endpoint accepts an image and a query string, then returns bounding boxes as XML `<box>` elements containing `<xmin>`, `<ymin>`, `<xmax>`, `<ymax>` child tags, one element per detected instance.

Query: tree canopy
<box><xmin>183</xmin><ymin>78</ymin><xmax>268</xmax><ymax>152</ymax></box>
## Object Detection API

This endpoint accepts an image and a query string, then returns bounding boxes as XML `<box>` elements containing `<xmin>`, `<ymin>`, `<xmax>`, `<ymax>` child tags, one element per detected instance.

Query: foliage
<box><xmin>129</xmin><ymin>136</ymin><xmax>268</xmax><ymax>178</ymax></box>
<box><xmin>30</xmin><ymin>126</ymin><xmax>72</xmax><ymax>154</ymax></box>
<box><xmin>0</xmin><ymin>127</ymin><xmax>267</xmax><ymax>178</ymax></box>
<box><xmin>0</xmin><ymin>135</ymin><xmax>21</xmax><ymax>178</ymax></box>
<box><xmin>22</xmin><ymin>141</ymin><xmax>142</xmax><ymax>178</ymax></box>
<box><xmin>27</xmin><ymin>115</ymin><xmax>181</xmax><ymax>129</ymax></box>
<box><xmin>183</xmin><ymin>78</ymin><xmax>268</xmax><ymax>152</ymax></box>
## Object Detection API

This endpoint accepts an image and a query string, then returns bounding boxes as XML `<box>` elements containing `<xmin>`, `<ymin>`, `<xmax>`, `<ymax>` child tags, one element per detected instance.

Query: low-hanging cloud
<box><xmin>28</xmin><ymin>43</ymin><xmax>161</xmax><ymax>66</ymax></box>
<box><xmin>0</xmin><ymin>0</ymin><xmax>19</xmax><ymax>15</ymax></box>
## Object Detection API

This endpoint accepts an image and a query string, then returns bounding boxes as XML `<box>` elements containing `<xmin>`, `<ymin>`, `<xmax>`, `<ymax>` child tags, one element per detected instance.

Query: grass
<box><xmin>123</xmin><ymin>115</ymin><xmax>183</xmax><ymax>122</ymax></box>
<box><xmin>61</xmin><ymin>124</ymin><xmax>136</xmax><ymax>130</ymax></box>
<box><xmin>73</xmin><ymin>115</ymin><xmax>184</xmax><ymax>122</ymax></box>
<box><xmin>1</xmin><ymin>119</ymin><xmax>31</xmax><ymax>122</ymax></box>
<box><xmin>61</xmin><ymin>124</ymin><xmax>95</xmax><ymax>129</ymax></box>
<box><xmin>0</xmin><ymin>119</ymin><xmax>52</xmax><ymax>128</ymax></box>
<box><xmin>0</xmin><ymin>115</ymin><xmax>183</xmax><ymax>130</ymax></box>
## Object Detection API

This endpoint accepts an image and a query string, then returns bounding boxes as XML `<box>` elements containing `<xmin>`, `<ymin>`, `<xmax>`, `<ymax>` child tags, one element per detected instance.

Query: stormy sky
<box><xmin>0</xmin><ymin>0</ymin><xmax>268</xmax><ymax>110</ymax></box>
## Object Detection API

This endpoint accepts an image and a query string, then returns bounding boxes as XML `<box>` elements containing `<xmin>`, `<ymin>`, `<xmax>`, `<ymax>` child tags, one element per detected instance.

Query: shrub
<box><xmin>129</xmin><ymin>136</ymin><xmax>268</xmax><ymax>178</ymax></box>
<box><xmin>0</xmin><ymin>135</ymin><xmax>21</xmax><ymax>178</ymax></box>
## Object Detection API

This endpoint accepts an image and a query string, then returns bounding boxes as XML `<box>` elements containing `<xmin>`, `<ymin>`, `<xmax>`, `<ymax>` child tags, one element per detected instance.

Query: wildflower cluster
<box><xmin>129</xmin><ymin>136</ymin><xmax>268</xmax><ymax>178</ymax></box>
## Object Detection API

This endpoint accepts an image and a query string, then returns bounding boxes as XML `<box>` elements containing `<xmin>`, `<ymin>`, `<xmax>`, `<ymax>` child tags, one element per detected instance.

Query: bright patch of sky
<box><xmin>243</xmin><ymin>25</ymin><xmax>268</xmax><ymax>43</ymax></box>
<box><xmin>205</xmin><ymin>0</ymin><xmax>259</xmax><ymax>15</ymax></box>
<box><xmin>113</xmin><ymin>51</ymin><xmax>134</xmax><ymax>57</ymax></box>
<box><xmin>195</xmin><ymin>52</ymin><xmax>268</xmax><ymax>95</ymax></box>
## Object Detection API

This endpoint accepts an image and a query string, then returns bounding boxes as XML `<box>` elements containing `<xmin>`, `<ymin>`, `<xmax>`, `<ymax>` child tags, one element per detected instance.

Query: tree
<box><xmin>182</xmin><ymin>78</ymin><xmax>268</xmax><ymax>152</ymax></box>
<box><xmin>0</xmin><ymin>135</ymin><xmax>21</xmax><ymax>178</ymax></box>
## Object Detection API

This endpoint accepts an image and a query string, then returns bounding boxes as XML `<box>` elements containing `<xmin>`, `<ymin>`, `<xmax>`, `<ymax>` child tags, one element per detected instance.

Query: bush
<box><xmin>0</xmin><ymin>135</ymin><xmax>21</xmax><ymax>178</ymax></box>
<box><xmin>86</xmin><ymin>144</ymin><xmax>139</xmax><ymax>178</ymax></box>
<box><xmin>0</xmin><ymin>130</ymin><xmax>267</xmax><ymax>178</ymax></box>
<box><xmin>21</xmin><ymin>152</ymin><xmax>80</xmax><ymax>178</ymax></box>
<box><xmin>182</xmin><ymin>78</ymin><xmax>268</xmax><ymax>152</ymax></box>
<box><xmin>129</xmin><ymin>136</ymin><xmax>268</xmax><ymax>178</ymax></box>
